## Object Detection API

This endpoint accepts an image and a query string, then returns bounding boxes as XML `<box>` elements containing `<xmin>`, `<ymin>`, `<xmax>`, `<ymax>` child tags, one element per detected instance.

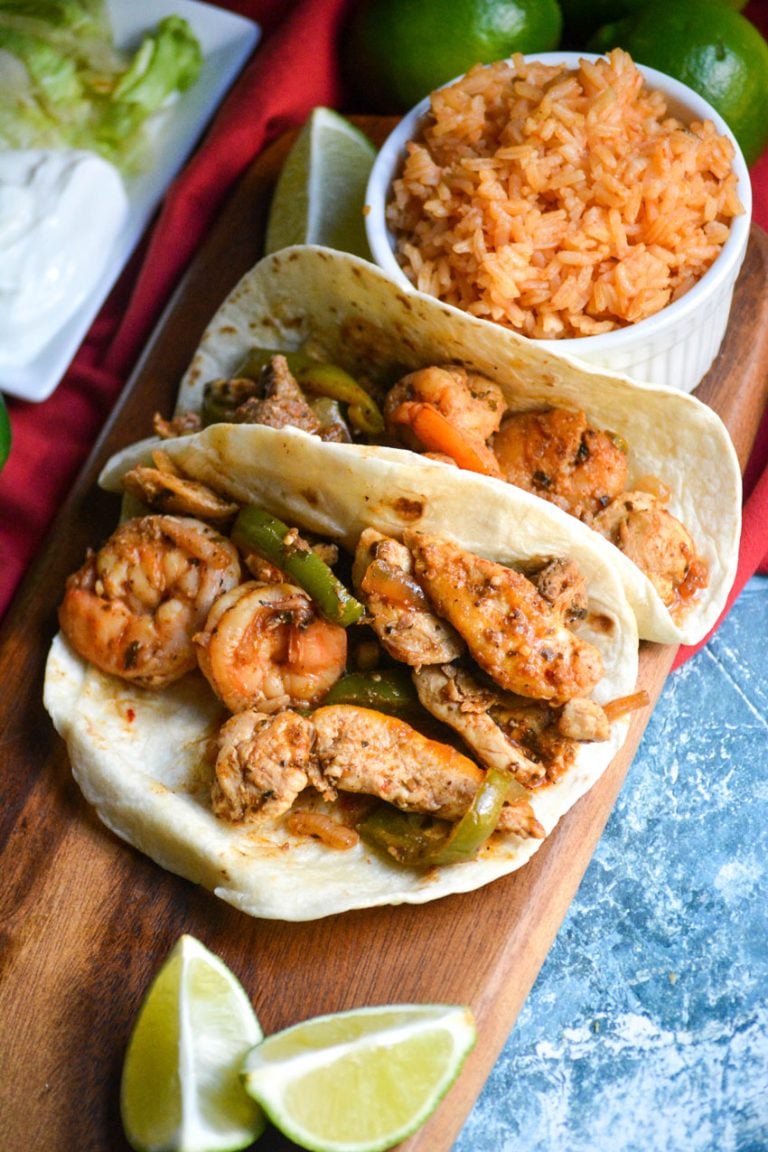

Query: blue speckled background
<box><xmin>455</xmin><ymin>575</ymin><xmax>768</xmax><ymax>1152</ymax></box>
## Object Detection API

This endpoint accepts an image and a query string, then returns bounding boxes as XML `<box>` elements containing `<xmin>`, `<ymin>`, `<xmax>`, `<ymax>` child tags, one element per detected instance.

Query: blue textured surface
<box><xmin>455</xmin><ymin>576</ymin><xmax>768</xmax><ymax>1152</ymax></box>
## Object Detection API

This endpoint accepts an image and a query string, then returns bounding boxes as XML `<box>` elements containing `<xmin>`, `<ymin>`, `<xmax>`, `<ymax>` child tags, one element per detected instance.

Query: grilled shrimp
<box><xmin>195</xmin><ymin>581</ymin><xmax>348</xmax><ymax>714</ymax></box>
<box><xmin>58</xmin><ymin>515</ymin><xmax>242</xmax><ymax>689</ymax></box>
<box><xmin>492</xmin><ymin>407</ymin><xmax>629</xmax><ymax>519</ymax></box>
<box><xmin>385</xmin><ymin>365</ymin><xmax>504</xmax><ymax>474</ymax></box>
<box><xmin>405</xmin><ymin>531</ymin><xmax>603</xmax><ymax>704</ymax></box>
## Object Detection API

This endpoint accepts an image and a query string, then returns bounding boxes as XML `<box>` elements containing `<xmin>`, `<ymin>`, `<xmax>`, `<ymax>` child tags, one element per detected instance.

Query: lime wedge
<box><xmin>265</xmin><ymin>107</ymin><xmax>376</xmax><ymax>259</ymax></box>
<box><xmin>241</xmin><ymin>1003</ymin><xmax>476</xmax><ymax>1152</ymax></box>
<box><xmin>121</xmin><ymin>935</ymin><xmax>265</xmax><ymax>1152</ymax></box>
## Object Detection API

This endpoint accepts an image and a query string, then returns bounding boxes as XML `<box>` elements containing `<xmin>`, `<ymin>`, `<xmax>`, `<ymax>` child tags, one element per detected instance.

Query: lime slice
<box><xmin>121</xmin><ymin>935</ymin><xmax>265</xmax><ymax>1152</ymax></box>
<box><xmin>265</xmin><ymin>107</ymin><xmax>376</xmax><ymax>259</ymax></box>
<box><xmin>241</xmin><ymin>1003</ymin><xmax>476</xmax><ymax>1152</ymax></box>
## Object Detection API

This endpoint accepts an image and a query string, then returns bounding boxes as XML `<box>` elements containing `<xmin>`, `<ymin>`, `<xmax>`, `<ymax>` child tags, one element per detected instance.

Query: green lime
<box><xmin>559</xmin><ymin>0</ymin><xmax>747</xmax><ymax>48</ymax></box>
<box><xmin>342</xmin><ymin>0</ymin><xmax>563</xmax><ymax>113</ymax></box>
<box><xmin>588</xmin><ymin>0</ymin><xmax>768</xmax><ymax>165</ymax></box>
<box><xmin>0</xmin><ymin>393</ymin><xmax>10</xmax><ymax>471</ymax></box>
<box><xmin>265</xmin><ymin>107</ymin><xmax>376</xmax><ymax>259</ymax></box>
<box><xmin>121</xmin><ymin>935</ymin><xmax>264</xmax><ymax>1152</ymax></box>
<box><xmin>242</xmin><ymin>1003</ymin><xmax>477</xmax><ymax>1152</ymax></box>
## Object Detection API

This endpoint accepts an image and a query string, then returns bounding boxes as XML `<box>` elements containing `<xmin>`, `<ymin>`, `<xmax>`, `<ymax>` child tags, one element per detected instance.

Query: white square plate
<box><xmin>0</xmin><ymin>0</ymin><xmax>260</xmax><ymax>403</ymax></box>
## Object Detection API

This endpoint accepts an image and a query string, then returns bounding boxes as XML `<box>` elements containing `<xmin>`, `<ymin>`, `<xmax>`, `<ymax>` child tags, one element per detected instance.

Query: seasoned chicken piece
<box><xmin>405</xmin><ymin>531</ymin><xmax>604</xmax><ymax>704</ymax></box>
<box><xmin>201</xmin><ymin>377</ymin><xmax>261</xmax><ymax>423</ymax></box>
<box><xmin>385</xmin><ymin>365</ymin><xmax>505</xmax><ymax>475</ymax></box>
<box><xmin>121</xmin><ymin>451</ymin><xmax>239</xmax><ymax>521</ymax></box>
<box><xmin>591</xmin><ymin>491</ymin><xmax>701</xmax><ymax>607</ymax></box>
<box><xmin>212</xmin><ymin>708</ymin><xmax>323</xmax><ymax>822</ymax></box>
<box><xmin>153</xmin><ymin>410</ymin><xmax>202</xmax><ymax>439</ymax></box>
<box><xmin>489</xmin><ymin>697</ymin><xmax>605</xmax><ymax>786</ymax></box>
<box><xmin>415</xmin><ymin>663</ymin><xmax>610</xmax><ymax>785</ymax></box>
<box><xmin>557</xmin><ymin>697</ymin><xmax>611</xmax><ymax>743</ymax></box>
<box><xmin>312</xmin><ymin>704</ymin><xmax>543</xmax><ymax>838</ymax></box>
<box><xmin>530</xmin><ymin>557</ymin><xmax>589</xmax><ymax>624</ymax></box>
<box><xmin>412</xmin><ymin>665</ymin><xmax>547</xmax><ymax>789</ymax></box>
<box><xmin>493</xmin><ymin>407</ymin><xmax>628</xmax><ymax>519</ymax></box>
<box><xmin>354</xmin><ymin>528</ymin><xmax>464</xmax><ymax>667</ymax></box>
<box><xmin>234</xmin><ymin>354</ymin><xmax>321</xmax><ymax>434</ymax></box>
<box><xmin>313</xmin><ymin>704</ymin><xmax>479</xmax><ymax>821</ymax></box>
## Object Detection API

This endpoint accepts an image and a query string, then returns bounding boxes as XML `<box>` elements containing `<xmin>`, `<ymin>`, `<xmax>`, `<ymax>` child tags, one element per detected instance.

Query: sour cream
<box><xmin>0</xmin><ymin>149</ymin><xmax>129</xmax><ymax>367</ymax></box>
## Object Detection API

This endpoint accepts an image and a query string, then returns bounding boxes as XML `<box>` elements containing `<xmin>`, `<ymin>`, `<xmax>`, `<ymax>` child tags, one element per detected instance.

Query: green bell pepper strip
<box><xmin>357</xmin><ymin>766</ymin><xmax>515</xmax><ymax>868</ymax></box>
<box><xmin>234</xmin><ymin>348</ymin><xmax>385</xmax><ymax>436</ymax></box>
<box><xmin>296</xmin><ymin>363</ymin><xmax>384</xmax><ymax>436</ymax></box>
<box><xmin>201</xmin><ymin>377</ymin><xmax>259</xmax><ymax>426</ymax></box>
<box><xmin>231</xmin><ymin>505</ymin><xmax>364</xmax><ymax>628</ymax></box>
<box><xmin>425</xmin><ymin>766</ymin><xmax>514</xmax><ymax>867</ymax></box>
<box><xmin>357</xmin><ymin>807</ymin><xmax>452</xmax><ymax>867</ymax></box>
<box><xmin>322</xmin><ymin>668</ymin><xmax>421</xmax><ymax>717</ymax></box>
<box><xmin>235</xmin><ymin>348</ymin><xmax>313</xmax><ymax>379</ymax></box>
<box><xmin>0</xmin><ymin>392</ymin><xmax>11</xmax><ymax>471</ymax></box>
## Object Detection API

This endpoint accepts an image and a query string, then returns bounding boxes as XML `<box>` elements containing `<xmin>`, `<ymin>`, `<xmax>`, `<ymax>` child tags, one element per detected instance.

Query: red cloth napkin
<box><xmin>1</xmin><ymin>0</ymin><xmax>766</xmax><ymax>671</ymax></box>
<box><xmin>0</xmin><ymin>0</ymin><xmax>354</xmax><ymax>620</ymax></box>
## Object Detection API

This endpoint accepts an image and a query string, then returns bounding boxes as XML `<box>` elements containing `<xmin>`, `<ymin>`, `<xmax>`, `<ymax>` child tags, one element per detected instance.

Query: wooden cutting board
<box><xmin>1</xmin><ymin>119</ymin><xmax>767</xmax><ymax>1152</ymax></box>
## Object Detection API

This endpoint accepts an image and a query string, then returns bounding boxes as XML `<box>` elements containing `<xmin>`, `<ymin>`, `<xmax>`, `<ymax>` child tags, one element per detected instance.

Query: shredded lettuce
<box><xmin>0</xmin><ymin>1</ymin><xmax>202</xmax><ymax>171</ymax></box>
<box><xmin>97</xmin><ymin>16</ymin><xmax>202</xmax><ymax>158</ymax></box>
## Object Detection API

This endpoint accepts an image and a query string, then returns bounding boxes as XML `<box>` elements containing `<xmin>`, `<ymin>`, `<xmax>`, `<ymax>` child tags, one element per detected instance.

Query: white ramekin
<box><xmin>364</xmin><ymin>53</ymin><xmax>752</xmax><ymax>393</ymax></box>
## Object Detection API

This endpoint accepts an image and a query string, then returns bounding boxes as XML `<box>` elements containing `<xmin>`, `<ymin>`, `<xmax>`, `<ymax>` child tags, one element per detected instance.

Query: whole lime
<box><xmin>0</xmin><ymin>392</ymin><xmax>10</xmax><ymax>470</ymax></box>
<box><xmin>342</xmin><ymin>0</ymin><xmax>563</xmax><ymax>114</ymax></box>
<box><xmin>588</xmin><ymin>0</ymin><xmax>768</xmax><ymax>165</ymax></box>
<box><xmin>559</xmin><ymin>0</ymin><xmax>747</xmax><ymax>48</ymax></box>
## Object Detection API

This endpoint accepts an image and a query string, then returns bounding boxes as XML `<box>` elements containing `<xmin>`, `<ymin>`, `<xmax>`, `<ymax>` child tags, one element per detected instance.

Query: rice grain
<box><xmin>386</xmin><ymin>50</ymin><xmax>743</xmax><ymax>339</ymax></box>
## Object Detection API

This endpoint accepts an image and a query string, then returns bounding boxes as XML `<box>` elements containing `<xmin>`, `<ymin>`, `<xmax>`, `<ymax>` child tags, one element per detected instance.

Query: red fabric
<box><xmin>0</xmin><ymin>0</ymin><xmax>354</xmax><ymax>618</ymax></box>
<box><xmin>1</xmin><ymin>0</ymin><xmax>767</xmax><ymax>669</ymax></box>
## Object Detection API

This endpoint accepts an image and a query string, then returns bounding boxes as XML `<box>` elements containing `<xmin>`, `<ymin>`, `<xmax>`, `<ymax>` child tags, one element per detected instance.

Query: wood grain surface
<box><xmin>1</xmin><ymin>119</ymin><xmax>767</xmax><ymax>1152</ymax></box>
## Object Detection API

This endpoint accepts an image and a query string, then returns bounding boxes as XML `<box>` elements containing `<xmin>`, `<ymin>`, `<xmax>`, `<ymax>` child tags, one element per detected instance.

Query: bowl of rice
<box><xmin>364</xmin><ymin>49</ymin><xmax>752</xmax><ymax>393</ymax></box>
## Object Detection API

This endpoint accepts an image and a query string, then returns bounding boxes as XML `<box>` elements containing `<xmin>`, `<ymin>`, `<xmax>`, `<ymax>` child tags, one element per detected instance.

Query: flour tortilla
<box><xmin>175</xmin><ymin>244</ymin><xmax>741</xmax><ymax>647</ymax></box>
<box><xmin>46</xmin><ymin>430</ymin><xmax>640</xmax><ymax>921</ymax></box>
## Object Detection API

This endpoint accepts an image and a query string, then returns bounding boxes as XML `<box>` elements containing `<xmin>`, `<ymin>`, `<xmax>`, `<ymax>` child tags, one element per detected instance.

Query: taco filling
<box><xmin>165</xmin><ymin>352</ymin><xmax>708</xmax><ymax>620</ymax></box>
<box><xmin>56</xmin><ymin>466</ymin><xmax>647</xmax><ymax>869</ymax></box>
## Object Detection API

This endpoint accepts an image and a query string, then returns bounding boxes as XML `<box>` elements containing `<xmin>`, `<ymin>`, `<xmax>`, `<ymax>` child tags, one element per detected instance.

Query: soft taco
<box><xmin>45</xmin><ymin>427</ymin><xmax>643</xmax><ymax>921</ymax></box>
<box><xmin>170</xmin><ymin>244</ymin><xmax>741</xmax><ymax>647</ymax></box>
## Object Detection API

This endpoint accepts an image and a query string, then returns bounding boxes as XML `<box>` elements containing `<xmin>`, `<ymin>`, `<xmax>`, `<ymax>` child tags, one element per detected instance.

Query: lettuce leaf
<box><xmin>0</xmin><ymin>1</ymin><xmax>202</xmax><ymax>171</ymax></box>
<box><xmin>97</xmin><ymin>16</ymin><xmax>203</xmax><ymax>157</ymax></box>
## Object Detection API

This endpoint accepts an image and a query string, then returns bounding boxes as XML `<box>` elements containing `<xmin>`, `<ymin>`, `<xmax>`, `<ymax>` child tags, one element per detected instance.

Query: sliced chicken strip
<box><xmin>211</xmin><ymin>708</ymin><xmax>323</xmax><ymax>822</ymax></box>
<box><xmin>412</xmin><ymin>664</ymin><xmax>548</xmax><ymax>789</ymax></box>
<box><xmin>354</xmin><ymin>528</ymin><xmax>464</xmax><ymax>667</ymax></box>
<box><xmin>405</xmin><ymin>531</ymin><xmax>604</xmax><ymax>704</ymax></box>
<box><xmin>591</xmin><ymin>490</ymin><xmax>701</xmax><ymax>608</ymax></box>
<box><xmin>530</xmin><ymin>557</ymin><xmax>589</xmax><ymax>625</ymax></box>
<box><xmin>312</xmin><ymin>704</ymin><xmax>544</xmax><ymax>839</ymax></box>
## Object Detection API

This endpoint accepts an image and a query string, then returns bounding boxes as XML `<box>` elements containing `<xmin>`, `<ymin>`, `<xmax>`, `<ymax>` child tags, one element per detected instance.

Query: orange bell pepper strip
<box><xmin>392</xmin><ymin>401</ymin><xmax>500</xmax><ymax>477</ymax></box>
